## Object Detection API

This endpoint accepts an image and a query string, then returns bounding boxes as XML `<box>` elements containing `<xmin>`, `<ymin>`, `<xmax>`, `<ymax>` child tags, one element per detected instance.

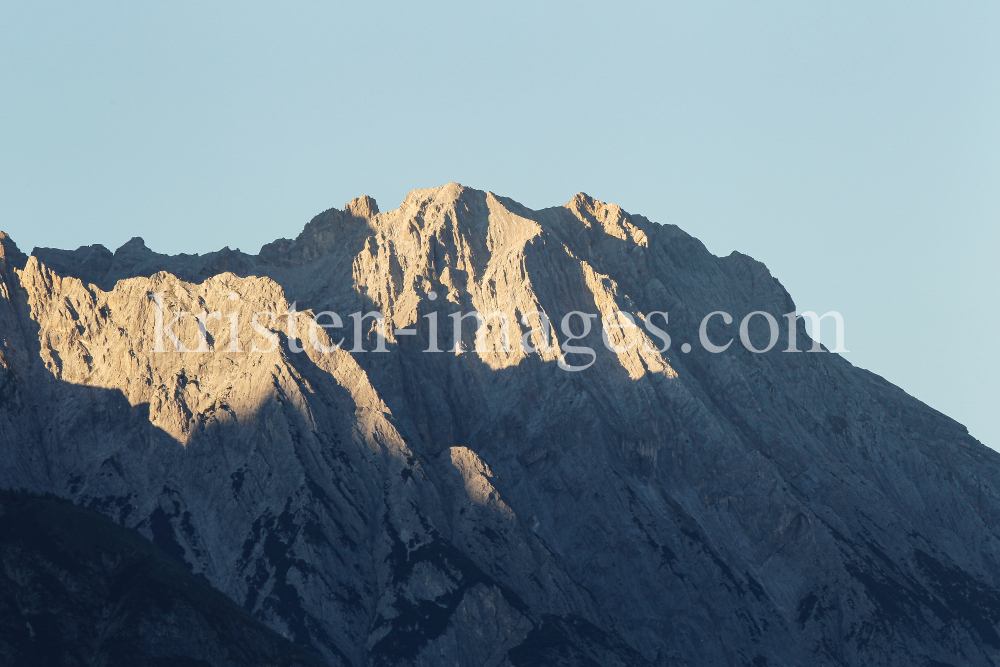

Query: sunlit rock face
<box><xmin>3</xmin><ymin>184</ymin><xmax>1000</xmax><ymax>666</ymax></box>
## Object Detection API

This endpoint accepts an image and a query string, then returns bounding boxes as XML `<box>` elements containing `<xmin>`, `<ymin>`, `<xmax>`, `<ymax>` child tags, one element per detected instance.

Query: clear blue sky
<box><xmin>2</xmin><ymin>2</ymin><xmax>998</xmax><ymax>447</ymax></box>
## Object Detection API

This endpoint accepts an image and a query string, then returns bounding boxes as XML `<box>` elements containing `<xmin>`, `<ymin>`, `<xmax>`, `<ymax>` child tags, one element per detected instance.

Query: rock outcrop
<box><xmin>2</xmin><ymin>183</ymin><xmax>999</xmax><ymax>666</ymax></box>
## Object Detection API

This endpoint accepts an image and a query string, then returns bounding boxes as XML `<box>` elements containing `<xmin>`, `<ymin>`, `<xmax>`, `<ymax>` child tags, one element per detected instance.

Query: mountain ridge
<box><xmin>0</xmin><ymin>183</ymin><xmax>997</xmax><ymax>666</ymax></box>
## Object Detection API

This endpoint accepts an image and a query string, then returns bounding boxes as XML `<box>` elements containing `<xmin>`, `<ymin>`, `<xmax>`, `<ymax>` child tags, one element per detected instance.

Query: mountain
<box><xmin>0</xmin><ymin>489</ymin><xmax>322</xmax><ymax>667</ymax></box>
<box><xmin>2</xmin><ymin>183</ymin><xmax>999</xmax><ymax>666</ymax></box>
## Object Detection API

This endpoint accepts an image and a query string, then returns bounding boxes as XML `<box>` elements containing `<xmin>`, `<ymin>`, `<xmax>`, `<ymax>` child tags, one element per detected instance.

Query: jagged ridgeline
<box><xmin>1</xmin><ymin>184</ymin><xmax>999</xmax><ymax>667</ymax></box>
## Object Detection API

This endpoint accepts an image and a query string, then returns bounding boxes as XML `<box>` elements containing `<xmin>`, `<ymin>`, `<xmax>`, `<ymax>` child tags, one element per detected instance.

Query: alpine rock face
<box><xmin>1</xmin><ymin>184</ymin><xmax>998</xmax><ymax>666</ymax></box>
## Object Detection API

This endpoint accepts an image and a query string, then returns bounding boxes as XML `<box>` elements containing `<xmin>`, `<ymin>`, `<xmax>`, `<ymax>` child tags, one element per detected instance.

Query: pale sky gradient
<box><xmin>2</xmin><ymin>2</ymin><xmax>998</xmax><ymax>447</ymax></box>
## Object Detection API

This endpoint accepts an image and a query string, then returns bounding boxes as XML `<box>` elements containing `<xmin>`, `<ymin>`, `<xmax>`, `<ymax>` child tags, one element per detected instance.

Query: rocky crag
<box><xmin>1</xmin><ymin>184</ymin><xmax>999</xmax><ymax>666</ymax></box>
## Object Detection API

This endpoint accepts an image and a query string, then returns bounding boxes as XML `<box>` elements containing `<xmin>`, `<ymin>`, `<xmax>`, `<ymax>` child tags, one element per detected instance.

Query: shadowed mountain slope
<box><xmin>0</xmin><ymin>489</ymin><xmax>323</xmax><ymax>667</ymax></box>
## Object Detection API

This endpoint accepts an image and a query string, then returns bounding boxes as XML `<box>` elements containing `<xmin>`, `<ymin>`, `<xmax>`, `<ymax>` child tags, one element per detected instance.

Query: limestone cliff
<box><xmin>3</xmin><ymin>184</ymin><xmax>999</xmax><ymax>666</ymax></box>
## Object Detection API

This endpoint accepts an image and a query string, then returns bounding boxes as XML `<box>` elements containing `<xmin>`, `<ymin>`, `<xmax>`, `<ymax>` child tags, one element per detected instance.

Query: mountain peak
<box><xmin>116</xmin><ymin>236</ymin><xmax>149</xmax><ymax>254</ymax></box>
<box><xmin>344</xmin><ymin>195</ymin><xmax>379</xmax><ymax>219</ymax></box>
<box><xmin>0</xmin><ymin>231</ymin><xmax>28</xmax><ymax>270</ymax></box>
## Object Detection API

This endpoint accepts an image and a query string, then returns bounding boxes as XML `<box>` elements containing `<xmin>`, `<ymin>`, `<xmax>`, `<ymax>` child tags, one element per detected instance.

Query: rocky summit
<box><xmin>1</xmin><ymin>183</ymin><xmax>999</xmax><ymax>667</ymax></box>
